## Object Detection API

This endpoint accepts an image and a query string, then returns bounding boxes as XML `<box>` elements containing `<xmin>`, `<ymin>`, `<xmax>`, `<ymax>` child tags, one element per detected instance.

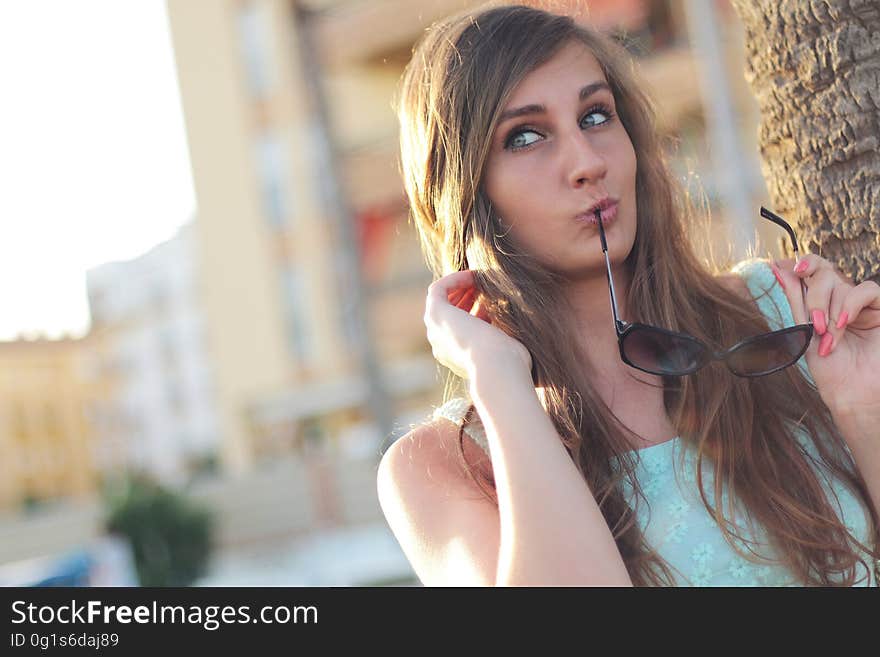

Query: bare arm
<box><xmin>377</xmin><ymin>418</ymin><xmax>500</xmax><ymax>586</ymax></box>
<box><xmin>834</xmin><ymin>410</ymin><xmax>880</xmax><ymax>518</ymax></box>
<box><xmin>380</xmin><ymin>269</ymin><xmax>631</xmax><ymax>585</ymax></box>
<box><xmin>470</xmin><ymin>347</ymin><xmax>633</xmax><ymax>586</ymax></box>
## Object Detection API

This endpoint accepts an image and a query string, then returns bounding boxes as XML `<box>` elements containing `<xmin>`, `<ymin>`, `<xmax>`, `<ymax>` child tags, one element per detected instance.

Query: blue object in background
<box><xmin>0</xmin><ymin>536</ymin><xmax>138</xmax><ymax>587</ymax></box>
<box><xmin>31</xmin><ymin>551</ymin><xmax>93</xmax><ymax>587</ymax></box>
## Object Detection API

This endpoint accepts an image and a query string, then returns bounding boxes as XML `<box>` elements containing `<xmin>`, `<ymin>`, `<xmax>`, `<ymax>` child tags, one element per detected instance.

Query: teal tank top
<box><xmin>431</xmin><ymin>258</ymin><xmax>878</xmax><ymax>586</ymax></box>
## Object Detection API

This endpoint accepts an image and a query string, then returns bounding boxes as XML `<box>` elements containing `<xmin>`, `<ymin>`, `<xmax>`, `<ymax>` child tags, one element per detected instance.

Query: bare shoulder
<box><xmin>377</xmin><ymin>416</ymin><xmax>499</xmax><ymax>586</ymax></box>
<box><xmin>381</xmin><ymin>413</ymin><xmax>492</xmax><ymax>485</ymax></box>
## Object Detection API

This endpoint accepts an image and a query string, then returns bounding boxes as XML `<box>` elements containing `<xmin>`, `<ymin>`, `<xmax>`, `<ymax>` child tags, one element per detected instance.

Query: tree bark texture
<box><xmin>731</xmin><ymin>0</ymin><xmax>880</xmax><ymax>284</ymax></box>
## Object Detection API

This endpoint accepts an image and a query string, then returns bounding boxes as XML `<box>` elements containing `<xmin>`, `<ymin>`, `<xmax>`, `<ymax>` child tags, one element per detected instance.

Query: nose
<box><xmin>563</xmin><ymin>130</ymin><xmax>607</xmax><ymax>188</ymax></box>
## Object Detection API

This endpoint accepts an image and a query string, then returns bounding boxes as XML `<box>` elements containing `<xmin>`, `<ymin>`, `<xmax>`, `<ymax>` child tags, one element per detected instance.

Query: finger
<box><xmin>771</xmin><ymin>259</ymin><xmax>809</xmax><ymax>326</ymax></box>
<box><xmin>447</xmin><ymin>285</ymin><xmax>474</xmax><ymax>305</ymax></box>
<box><xmin>791</xmin><ymin>252</ymin><xmax>821</xmax><ymax>278</ymax></box>
<box><xmin>801</xmin><ymin>264</ymin><xmax>838</xmax><ymax>337</ymax></box>
<box><xmin>430</xmin><ymin>269</ymin><xmax>475</xmax><ymax>295</ymax></box>
<box><xmin>827</xmin><ymin>282</ymin><xmax>847</xmax><ymax>337</ymax></box>
<box><xmin>838</xmin><ymin>280</ymin><xmax>880</xmax><ymax>331</ymax></box>
<box><xmin>448</xmin><ymin>286</ymin><xmax>470</xmax><ymax>307</ymax></box>
<box><xmin>456</xmin><ymin>286</ymin><xmax>478</xmax><ymax>311</ymax></box>
<box><xmin>775</xmin><ymin>255</ymin><xmax>841</xmax><ymax>333</ymax></box>
<box><xmin>819</xmin><ymin>279</ymin><xmax>878</xmax><ymax>358</ymax></box>
<box><xmin>819</xmin><ymin>282</ymin><xmax>850</xmax><ymax>357</ymax></box>
<box><xmin>471</xmin><ymin>295</ymin><xmax>493</xmax><ymax>324</ymax></box>
<box><xmin>427</xmin><ymin>270</ymin><xmax>475</xmax><ymax>310</ymax></box>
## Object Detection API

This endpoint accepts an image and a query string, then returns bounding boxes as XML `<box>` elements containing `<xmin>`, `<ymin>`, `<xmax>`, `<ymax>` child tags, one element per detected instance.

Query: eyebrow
<box><xmin>497</xmin><ymin>81</ymin><xmax>612</xmax><ymax>124</ymax></box>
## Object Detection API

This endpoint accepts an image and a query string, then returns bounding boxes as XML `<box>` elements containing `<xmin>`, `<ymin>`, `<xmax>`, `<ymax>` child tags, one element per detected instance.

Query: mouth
<box><xmin>574</xmin><ymin>198</ymin><xmax>619</xmax><ymax>225</ymax></box>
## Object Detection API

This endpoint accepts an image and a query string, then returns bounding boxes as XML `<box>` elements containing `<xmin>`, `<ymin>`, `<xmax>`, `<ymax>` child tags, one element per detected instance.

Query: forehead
<box><xmin>504</xmin><ymin>41</ymin><xmax>606</xmax><ymax>106</ymax></box>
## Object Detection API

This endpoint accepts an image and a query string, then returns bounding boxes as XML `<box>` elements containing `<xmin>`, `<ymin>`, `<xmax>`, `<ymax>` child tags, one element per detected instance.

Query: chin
<box><xmin>610</xmin><ymin>214</ymin><xmax>636</xmax><ymax>246</ymax></box>
<box><xmin>600</xmin><ymin>237</ymin><xmax>637</xmax><ymax>271</ymax></box>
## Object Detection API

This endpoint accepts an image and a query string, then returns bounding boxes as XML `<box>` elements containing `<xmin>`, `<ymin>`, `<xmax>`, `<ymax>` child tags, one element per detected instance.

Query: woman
<box><xmin>377</xmin><ymin>3</ymin><xmax>880</xmax><ymax>586</ymax></box>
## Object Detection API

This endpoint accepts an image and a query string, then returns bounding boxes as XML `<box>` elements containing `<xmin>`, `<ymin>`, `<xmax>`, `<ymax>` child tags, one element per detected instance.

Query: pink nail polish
<box><xmin>818</xmin><ymin>332</ymin><xmax>833</xmax><ymax>357</ymax></box>
<box><xmin>795</xmin><ymin>260</ymin><xmax>808</xmax><ymax>273</ymax></box>
<box><xmin>811</xmin><ymin>309</ymin><xmax>826</xmax><ymax>335</ymax></box>
<box><xmin>771</xmin><ymin>264</ymin><xmax>785</xmax><ymax>290</ymax></box>
<box><xmin>836</xmin><ymin>311</ymin><xmax>848</xmax><ymax>329</ymax></box>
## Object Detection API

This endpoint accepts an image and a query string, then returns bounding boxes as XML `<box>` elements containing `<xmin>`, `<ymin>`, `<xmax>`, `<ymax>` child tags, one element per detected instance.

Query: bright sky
<box><xmin>0</xmin><ymin>1</ymin><xmax>195</xmax><ymax>340</ymax></box>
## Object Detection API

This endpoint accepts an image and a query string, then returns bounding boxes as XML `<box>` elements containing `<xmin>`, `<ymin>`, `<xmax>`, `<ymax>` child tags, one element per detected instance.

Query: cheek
<box><xmin>484</xmin><ymin>163</ymin><xmax>538</xmax><ymax>217</ymax></box>
<box><xmin>610</xmin><ymin>135</ymin><xmax>637</xmax><ymax>182</ymax></box>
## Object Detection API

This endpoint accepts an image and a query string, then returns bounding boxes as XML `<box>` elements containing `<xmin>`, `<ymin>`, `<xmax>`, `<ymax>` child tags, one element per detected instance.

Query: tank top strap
<box><xmin>431</xmin><ymin>397</ymin><xmax>490</xmax><ymax>455</ymax></box>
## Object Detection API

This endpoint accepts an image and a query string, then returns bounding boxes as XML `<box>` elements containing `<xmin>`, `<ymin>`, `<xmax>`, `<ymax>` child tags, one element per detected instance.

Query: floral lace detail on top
<box><xmin>431</xmin><ymin>396</ymin><xmax>490</xmax><ymax>454</ymax></box>
<box><xmin>427</xmin><ymin>259</ymin><xmax>878</xmax><ymax>586</ymax></box>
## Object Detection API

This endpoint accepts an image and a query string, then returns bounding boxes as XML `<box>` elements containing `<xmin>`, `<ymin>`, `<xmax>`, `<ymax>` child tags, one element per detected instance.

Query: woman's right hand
<box><xmin>423</xmin><ymin>269</ymin><xmax>533</xmax><ymax>381</ymax></box>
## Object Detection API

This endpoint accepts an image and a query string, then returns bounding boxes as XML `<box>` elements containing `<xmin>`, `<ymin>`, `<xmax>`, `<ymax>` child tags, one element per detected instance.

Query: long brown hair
<box><xmin>396</xmin><ymin>2</ymin><xmax>879</xmax><ymax>585</ymax></box>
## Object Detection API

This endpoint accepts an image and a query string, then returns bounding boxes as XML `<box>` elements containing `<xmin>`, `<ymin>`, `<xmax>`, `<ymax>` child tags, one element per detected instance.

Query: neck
<box><xmin>562</xmin><ymin>261</ymin><xmax>636</xmax><ymax>381</ymax></box>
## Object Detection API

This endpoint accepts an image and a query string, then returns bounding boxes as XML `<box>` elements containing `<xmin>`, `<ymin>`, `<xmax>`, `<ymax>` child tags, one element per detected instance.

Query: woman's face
<box><xmin>482</xmin><ymin>40</ymin><xmax>638</xmax><ymax>277</ymax></box>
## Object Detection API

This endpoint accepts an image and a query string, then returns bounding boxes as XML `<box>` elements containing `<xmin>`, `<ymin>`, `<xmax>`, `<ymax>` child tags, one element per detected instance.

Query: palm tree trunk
<box><xmin>731</xmin><ymin>0</ymin><xmax>880</xmax><ymax>284</ymax></box>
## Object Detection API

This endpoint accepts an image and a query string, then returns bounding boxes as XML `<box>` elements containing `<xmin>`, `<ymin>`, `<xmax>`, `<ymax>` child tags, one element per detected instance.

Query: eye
<box><xmin>506</xmin><ymin>128</ymin><xmax>542</xmax><ymax>150</ymax></box>
<box><xmin>581</xmin><ymin>104</ymin><xmax>615</xmax><ymax>128</ymax></box>
<box><xmin>503</xmin><ymin>103</ymin><xmax>616</xmax><ymax>152</ymax></box>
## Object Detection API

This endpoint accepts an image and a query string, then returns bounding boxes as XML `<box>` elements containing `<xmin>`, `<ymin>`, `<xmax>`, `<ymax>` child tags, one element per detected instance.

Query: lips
<box><xmin>575</xmin><ymin>199</ymin><xmax>618</xmax><ymax>225</ymax></box>
<box><xmin>585</xmin><ymin>197</ymin><xmax>616</xmax><ymax>214</ymax></box>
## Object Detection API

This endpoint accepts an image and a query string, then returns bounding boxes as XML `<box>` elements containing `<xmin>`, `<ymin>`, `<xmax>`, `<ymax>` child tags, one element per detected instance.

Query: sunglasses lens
<box><xmin>726</xmin><ymin>327</ymin><xmax>810</xmax><ymax>375</ymax></box>
<box><xmin>621</xmin><ymin>326</ymin><xmax>706</xmax><ymax>375</ymax></box>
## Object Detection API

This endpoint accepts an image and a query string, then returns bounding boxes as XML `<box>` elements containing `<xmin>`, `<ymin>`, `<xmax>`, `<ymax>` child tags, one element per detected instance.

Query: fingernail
<box><xmin>795</xmin><ymin>260</ymin><xmax>808</xmax><ymax>273</ymax></box>
<box><xmin>811</xmin><ymin>309</ymin><xmax>826</xmax><ymax>335</ymax></box>
<box><xmin>771</xmin><ymin>264</ymin><xmax>785</xmax><ymax>290</ymax></box>
<box><xmin>818</xmin><ymin>332</ymin><xmax>833</xmax><ymax>357</ymax></box>
<box><xmin>836</xmin><ymin>311</ymin><xmax>848</xmax><ymax>329</ymax></box>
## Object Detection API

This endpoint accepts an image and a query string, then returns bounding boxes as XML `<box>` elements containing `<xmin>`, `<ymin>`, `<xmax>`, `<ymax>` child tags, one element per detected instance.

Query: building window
<box><xmin>305</xmin><ymin>122</ymin><xmax>336</xmax><ymax>211</ymax></box>
<box><xmin>280</xmin><ymin>265</ymin><xmax>314</xmax><ymax>367</ymax></box>
<box><xmin>254</xmin><ymin>131</ymin><xmax>292</xmax><ymax>228</ymax></box>
<box><xmin>236</xmin><ymin>2</ymin><xmax>274</xmax><ymax>98</ymax></box>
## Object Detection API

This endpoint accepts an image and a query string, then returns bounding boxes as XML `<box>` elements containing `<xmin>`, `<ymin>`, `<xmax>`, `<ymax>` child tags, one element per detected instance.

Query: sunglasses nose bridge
<box><xmin>693</xmin><ymin>347</ymin><xmax>728</xmax><ymax>372</ymax></box>
<box><xmin>711</xmin><ymin>349</ymin><xmax>727</xmax><ymax>361</ymax></box>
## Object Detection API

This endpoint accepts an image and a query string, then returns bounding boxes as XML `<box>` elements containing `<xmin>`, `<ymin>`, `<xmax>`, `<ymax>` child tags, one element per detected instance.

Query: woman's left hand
<box><xmin>772</xmin><ymin>254</ymin><xmax>880</xmax><ymax>420</ymax></box>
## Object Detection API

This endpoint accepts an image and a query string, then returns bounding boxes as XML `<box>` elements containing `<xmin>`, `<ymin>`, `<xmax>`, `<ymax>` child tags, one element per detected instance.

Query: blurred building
<box><xmin>0</xmin><ymin>336</ymin><xmax>106</xmax><ymax>510</ymax></box>
<box><xmin>86</xmin><ymin>222</ymin><xmax>221</xmax><ymax>485</ymax></box>
<box><xmin>166</xmin><ymin>0</ymin><xmax>445</xmax><ymax>474</ymax></box>
<box><xmin>165</xmin><ymin>0</ymin><xmax>768</xmax><ymax>474</ymax></box>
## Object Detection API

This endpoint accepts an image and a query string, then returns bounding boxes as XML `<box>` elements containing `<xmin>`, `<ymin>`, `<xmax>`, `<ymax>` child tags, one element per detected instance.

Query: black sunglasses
<box><xmin>597</xmin><ymin>206</ymin><xmax>813</xmax><ymax>378</ymax></box>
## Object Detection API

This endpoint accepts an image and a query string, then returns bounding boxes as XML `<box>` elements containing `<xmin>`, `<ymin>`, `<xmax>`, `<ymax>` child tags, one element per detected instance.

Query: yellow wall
<box><xmin>167</xmin><ymin>0</ymin><xmax>304</xmax><ymax>472</ymax></box>
<box><xmin>165</xmin><ymin>0</ymin><xmax>436</xmax><ymax>470</ymax></box>
<box><xmin>0</xmin><ymin>338</ymin><xmax>104</xmax><ymax>510</ymax></box>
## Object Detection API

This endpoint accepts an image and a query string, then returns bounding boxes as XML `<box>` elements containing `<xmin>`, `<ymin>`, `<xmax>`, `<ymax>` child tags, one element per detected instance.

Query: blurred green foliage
<box><xmin>103</xmin><ymin>474</ymin><xmax>213</xmax><ymax>586</ymax></box>
<box><xmin>20</xmin><ymin>492</ymin><xmax>45</xmax><ymax>514</ymax></box>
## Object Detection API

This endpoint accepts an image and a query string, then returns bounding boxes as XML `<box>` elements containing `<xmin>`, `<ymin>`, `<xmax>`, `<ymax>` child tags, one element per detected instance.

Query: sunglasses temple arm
<box><xmin>759</xmin><ymin>206</ymin><xmax>813</xmax><ymax>325</ymax></box>
<box><xmin>596</xmin><ymin>210</ymin><xmax>624</xmax><ymax>333</ymax></box>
